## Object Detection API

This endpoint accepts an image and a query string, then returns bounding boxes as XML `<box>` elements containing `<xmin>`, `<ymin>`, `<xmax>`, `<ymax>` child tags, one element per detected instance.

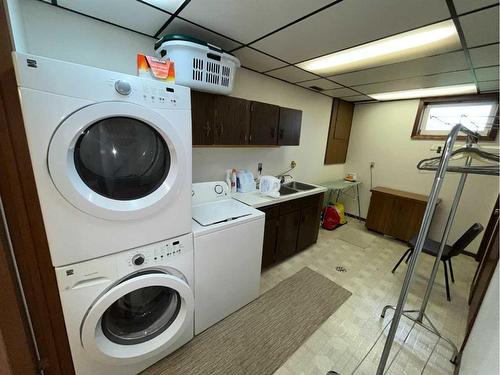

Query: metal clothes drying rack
<box><xmin>374</xmin><ymin>123</ymin><xmax>499</xmax><ymax>374</ymax></box>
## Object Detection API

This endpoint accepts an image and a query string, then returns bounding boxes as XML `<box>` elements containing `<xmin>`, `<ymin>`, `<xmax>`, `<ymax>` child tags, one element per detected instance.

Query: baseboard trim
<box><xmin>345</xmin><ymin>212</ymin><xmax>366</xmax><ymax>221</ymax></box>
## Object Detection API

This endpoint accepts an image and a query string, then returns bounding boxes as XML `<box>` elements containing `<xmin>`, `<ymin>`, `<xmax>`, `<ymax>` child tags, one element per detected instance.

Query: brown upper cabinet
<box><xmin>249</xmin><ymin>101</ymin><xmax>280</xmax><ymax>145</ymax></box>
<box><xmin>191</xmin><ymin>91</ymin><xmax>215</xmax><ymax>145</ymax></box>
<box><xmin>324</xmin><ymin>98</ymin><xmax>354</xmax><ymax>164</ymax></box>
<box><xmin>191</xmin><ymin>91</ymin><xmax>302</xmax><ymax>146</ymax></box>
<box><xmin>278</xmin><ymin>107</ymin><xmax>302</xmax><ymax>146</ymax></box>
<box><xmin>215</xmin><ymin>96</ymin><xmax>250</xmax><ymax>145</ymax></box>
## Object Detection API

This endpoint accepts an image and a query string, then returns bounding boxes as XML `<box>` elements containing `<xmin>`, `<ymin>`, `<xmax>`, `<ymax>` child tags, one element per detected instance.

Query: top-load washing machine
<box><xmin>13</xmin><ymin>52</ymin><xmax>192</xmax><ymax>266</ymax></box>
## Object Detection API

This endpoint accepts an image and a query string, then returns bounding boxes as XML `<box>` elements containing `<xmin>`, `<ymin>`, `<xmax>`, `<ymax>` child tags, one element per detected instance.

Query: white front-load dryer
<box><xmin>12</xmin><ymin>52</ymin><xmax>192</xmax><ymax>266</ymax></box>
<box><xmin>55</xmin><ymin>233</ymin><xmax>194</xmax><ymax>375</ymax></box>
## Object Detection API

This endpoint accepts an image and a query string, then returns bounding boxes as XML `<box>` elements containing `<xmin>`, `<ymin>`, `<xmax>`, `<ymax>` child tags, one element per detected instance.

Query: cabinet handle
<box><xmin>204</xmin><ymin>121</ymin><xmax>210</xmax><ymax>137</ymax></box>
<box><xmin>270</xmin><ymin>127</ymin><xmax>276</xmax><ymax>138</ymax></box>
<box><xmin>220</xmin><ymin>123</ymin><xmax>224</xmax><ymax>136</ymax></box>
<box><xmin>249</xmin><ymin>134</ymin><xmax>253</xmax><ymax>142</ymax></box>
<box><xmin>279</xmin><ymin>129</ymin><xmax>284</xmax><ymax>139</ymax></box>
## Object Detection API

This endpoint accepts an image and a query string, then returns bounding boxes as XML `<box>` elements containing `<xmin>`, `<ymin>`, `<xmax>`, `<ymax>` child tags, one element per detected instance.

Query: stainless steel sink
<box><xmin>279</xmin><ymin>186</ymin><xmax>298</xmax><ymax>195</ymax></box>
<box><xmin>283</xmin><ymin>181</ymin><xmax>316</xmax><ymax>191</ymax></box>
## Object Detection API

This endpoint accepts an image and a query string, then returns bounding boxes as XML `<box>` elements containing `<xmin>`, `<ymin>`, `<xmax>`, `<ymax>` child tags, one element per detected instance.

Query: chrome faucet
<box><xmin>277</xmin><ymin>174</ymin><xmax>293</xmax><ymax>184</ymax></box>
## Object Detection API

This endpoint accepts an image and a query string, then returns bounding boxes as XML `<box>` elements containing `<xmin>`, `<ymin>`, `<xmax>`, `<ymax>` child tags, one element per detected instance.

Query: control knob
<box><xmin>115</xmin><ymin>80</ymin><xmax>132</xmax><ymax>95</ymax></box>
<box><xmin>132</xmin><ymin>254</ymin><xmax>145</xmax><ymax>266</ymax></box>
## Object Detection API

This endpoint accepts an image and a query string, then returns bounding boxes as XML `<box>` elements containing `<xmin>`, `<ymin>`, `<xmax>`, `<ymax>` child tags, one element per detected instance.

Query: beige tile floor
<box><xmin>262</xmin><ymin>220</ymin><xmax>477</xmax><ymax>375</ymax></box>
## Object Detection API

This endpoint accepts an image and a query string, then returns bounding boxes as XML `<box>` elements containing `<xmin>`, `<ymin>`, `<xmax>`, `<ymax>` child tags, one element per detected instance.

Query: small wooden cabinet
<box><xmin>259</xmin><ymin>193</ymin><xmax>324</xmax><ymax>269</ymax></box>
<box><xmin>191</xmin><ymin>91</ymin><xmax>302</xmax><ymax>146</ymax></box>
<box><xmin>191</xmin><ymin>91</ymin><xmax>215</xmax><ymax>145</ymax></box>
<box><xmin>214</xmin><ymin>96</ymin><xmax>250</xmax><ymax>145</ymax></box>
<box><xmin>324</xmin><ymin>98</ymin><xmax>354</xmax><ymax>164</ymax></box>
<box><xmin>366</xmin><ymin>187</ymin><xmax>441</xmax><ymax>242</ymax></box>
<box><xmin>278</xmin><ymin>107</ymin><xmax>302</xmax><ymax>146</ymax></box>
<box><xmin>249</xmin><ymin>101</ymin><xmax>280</xmax><ymax>145</ymax></box>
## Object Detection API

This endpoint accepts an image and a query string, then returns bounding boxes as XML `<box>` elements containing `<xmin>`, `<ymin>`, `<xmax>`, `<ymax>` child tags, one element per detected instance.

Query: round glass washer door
<box><xmin>48</xmin><ymin>101</ymin><xmax>187</xmax><ymax>221</ymax></box>
<box><xmin>81</xmin><ymin>271</ymin><xmax>194</xmax><ymax>365</ymax></box>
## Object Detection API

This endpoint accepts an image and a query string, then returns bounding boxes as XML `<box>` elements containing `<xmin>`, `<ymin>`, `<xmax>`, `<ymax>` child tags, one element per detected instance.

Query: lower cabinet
<box><xmin>259</xmin><ymin>192</ymin><xmax>324</xmax><ymax>269</ymax></box>
<box><xmin>276</xmin><ymin>210</ymin><xmax>301</xmax><ymax>261</ymax></box>
<box><xmin>366</xmin><ymin>186</ymin><xmax>440</xmax><ymax>242</ymax></box>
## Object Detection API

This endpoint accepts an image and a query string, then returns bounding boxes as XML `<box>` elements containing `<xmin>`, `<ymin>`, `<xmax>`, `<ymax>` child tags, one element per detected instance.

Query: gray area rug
<box><xmin>143</xmin><ymin>267</ymin><xmax>351</xmax><ymax>375</ymax></box>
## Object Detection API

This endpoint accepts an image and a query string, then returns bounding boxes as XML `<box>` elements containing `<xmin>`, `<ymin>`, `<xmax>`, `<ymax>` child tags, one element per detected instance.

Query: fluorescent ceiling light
<box><xmin>369</xmin><ymin>84</ymin><xmax>477</xmax><ymax>101</ymax></box>
<box><xmin>296</xmin><ymin>20</ymin><xmax>460</xmax><ymax>75</ymax></box>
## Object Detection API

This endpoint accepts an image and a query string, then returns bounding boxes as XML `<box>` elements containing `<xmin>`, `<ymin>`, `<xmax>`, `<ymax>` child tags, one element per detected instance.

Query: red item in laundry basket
<box><xmin>322</xmin><ymin>205</ymin><xmax>341</xmax><ymax>230</ymax></box>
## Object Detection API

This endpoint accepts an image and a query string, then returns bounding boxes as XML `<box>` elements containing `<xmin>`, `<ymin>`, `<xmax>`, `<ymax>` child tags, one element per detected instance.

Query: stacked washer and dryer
<box><xmin>13</xmin><ymin>53</ymin><xmax>195</xmax><ymax>375</ymax></box>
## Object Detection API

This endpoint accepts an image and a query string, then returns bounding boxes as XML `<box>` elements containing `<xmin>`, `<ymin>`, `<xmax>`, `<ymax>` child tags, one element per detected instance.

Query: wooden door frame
<box><xmin>0</xmin><ymin>198</ymin><xmax>37</xmax><ymax>374</ymax></box>
<box><xmin>0</xmin><ymin>3</ymin><xmax>75</xmax><ymax>374</ymax></box>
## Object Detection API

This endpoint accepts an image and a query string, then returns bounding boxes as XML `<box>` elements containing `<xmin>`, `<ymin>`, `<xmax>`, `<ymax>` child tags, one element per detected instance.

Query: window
<box><xmin>412</xmin><ymin>94</ymin><xmax>499</xmax><ymax>140</ymax></box>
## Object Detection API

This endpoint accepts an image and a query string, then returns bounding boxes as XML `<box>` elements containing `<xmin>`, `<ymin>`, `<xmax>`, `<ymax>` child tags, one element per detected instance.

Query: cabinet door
<box><xmin>249</xmin><ymin>101</ymin><xmax>279</xmax><ymax>145</ymax></box>
<box><xmin>214</xmin><ymin>96</ymin><xmax>250</xmax><ymax>145</ymax></box>
<box><xmin>278</xmin><ymin>107</ymin><xmax>302</xmax><ymax>145</ymax></box>
<box><xmin>261</xmin><ymin>217</ymin><xmax>278</xmax><ymax>269</ymax></box>
<box><xmin>324</xmin><ymin>99</ymin><xmax>354</xmax><ymax>164</ymax></box>
<box><xmin>297</xmin><ymin>206</ymin><xmax>319</xmax><ymax>251</ymax></box>
<box><xmin>385</xmin><ymin>198</ymin><xmax>415</xmax><ymax>241</ymax></box>
<box><xmin>276</xmin><ymin>210</ymin><xmax>300</xmax><ymax>261</ymax></box>
<box><xmin>297</xmin><ymin>194</ymin><xmax>323</xmax><ymax>251</ymax></box>
<box><xmin>366</xmin><ymin>192</ymin><xmax>396</xmax><ymax>233</ymax></box>
<box><xmin>191</xmin><ymin>91</ymin><xmax>215</xmax><ymax>145</ymax></box>
<box><xmin>333</xmin><ymin>100</ymin><xmax>354</xmax><ymax>140</ymax></box>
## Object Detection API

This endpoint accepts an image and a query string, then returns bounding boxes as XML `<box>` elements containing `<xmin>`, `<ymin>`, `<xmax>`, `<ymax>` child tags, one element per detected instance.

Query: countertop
<box><xmin>232</xmin><ymin>181</ymin><xmax>327</xmax><ymax>208</ymax></box>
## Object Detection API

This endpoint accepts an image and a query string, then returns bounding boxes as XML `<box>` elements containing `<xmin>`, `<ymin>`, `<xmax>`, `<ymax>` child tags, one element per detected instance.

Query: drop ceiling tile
<box><xmin>355</xmin><ymin>70</ymin><xmax>474</xmax><ymax>94</ymax></box>
<box><xmin>296</xmin><ymin>78</ymin><xmax>341</xmax><ymax>91</ymax></box>
<box><xmin>460</xmin><ymin>6</ymin><xmax>499</xmax><ymax>47</ymax></box>
<box><xmin>453</xmin><ymin>0</ymin><xmax>498</xmax><ymax>15</ymax></box>
<box><xmin>342</xmin><ymin>95</ymin><xmax>373</xmax><ymax>102</ymax></box>
<box><xmin>252</xmin><ymin>0</ymin><xmax>451</xmax><ymax>63</ymax></box>
<box><xmin>469</xmin><ymin>44</ymin><xmax>500</xmax><ymax>67</ymax></box>
<box><xmin>179</xmin><ymin>0</ymin><xmax>332</xmax><ymax>44</ymax></box>
<box><xmin>328</xmin><ymin>51</ymin><xmax>468</xmax><ymax>86</ymax></box>
<box><xmin>475</xmin><ymin>66</ymin><xmax>499</xmax><ymax>81</ymax></box>
<box><xmin>141</xmin><ymin>0</ymin><xmax>184</xmax><ymax>13</ymax></box>
<box><xmin>232</xmin><ymin>48</ymin><xmax>286</xmax><ymax>72</ymax></box>
<box><xmin>265</xmin><ymin>66</ymin><xmax>318</xmax><ymax>83</ymax></box>
<box><xmin>323</xmin><ymin>87</ymin><xmax>361</xmax><ymax>98</ymax></box>
<box><xmin>159</xmin><ymin>18</ymin><xmax>242</xmax><ymax>51</ymax></box>
<box><xmin>478</xmin><ymin>80</ymin><xmax>499</xmax><ymax>92</ymax></box>
<box><xmin>58</xmin><ymin>0</ymin><xmax>167</xmax><ymax>35</ymax></box>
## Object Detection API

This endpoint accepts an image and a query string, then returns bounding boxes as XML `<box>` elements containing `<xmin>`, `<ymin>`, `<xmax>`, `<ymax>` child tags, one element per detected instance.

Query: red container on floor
<box><xmin>322</xmin><ymin>206</ymin><xmax>341</xmax><ymax>230</ymax></box>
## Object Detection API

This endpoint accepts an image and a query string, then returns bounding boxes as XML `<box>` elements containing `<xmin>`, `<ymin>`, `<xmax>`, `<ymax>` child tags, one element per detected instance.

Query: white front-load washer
<box><xmin>12</xmin><ymin>52</ymin><xmax>192</xmax><ymax>266</ymax></box>
<box><xmin>55</xmin><ymin>233</ymin><xmax>194</xmax><ymax>375</ymax></box>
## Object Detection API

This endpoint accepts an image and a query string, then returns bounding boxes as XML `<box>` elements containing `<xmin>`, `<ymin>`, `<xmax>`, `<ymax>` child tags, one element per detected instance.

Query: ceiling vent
<box><xmin>309</xmin><ymin>85</ymin><xmax>324</xmax><ymax>91</ymax></box>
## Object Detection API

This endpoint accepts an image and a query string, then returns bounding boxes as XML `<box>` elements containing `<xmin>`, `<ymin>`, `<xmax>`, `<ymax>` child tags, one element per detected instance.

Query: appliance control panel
<box><xmin>192</xmin><ymin>181</ymin><xmax>230</xmax><ymax>205</ymax></box>
<box><xmin>126</xmin><ymin>236</ymin><xmax>187</xmax><ymax>269</ymax></box>
<box><xmin>12</xmin><ymin>52</ymin><xmax>190</xmax><ymax>110</ymax></box>
<box><xmin>105</xmin><ymin>78</ymin><xmax>182</xmax><ymax>108</ymax></box>
<box><xmin>55</xmin><ymin>233</ymin><xmax>192</xmax><ymax>291</ymax></box>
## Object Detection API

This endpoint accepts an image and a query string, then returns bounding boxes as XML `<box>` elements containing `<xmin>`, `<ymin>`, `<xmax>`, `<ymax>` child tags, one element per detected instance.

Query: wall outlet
<box><xmin>370</xmin><ymin>161</ymin><xmax>375</xmax><ymax>168</ymax></box>
<box><xmin>430</xmin><ymin>144</ymin><xmax>443</xmax><ymax>153</ymax></box>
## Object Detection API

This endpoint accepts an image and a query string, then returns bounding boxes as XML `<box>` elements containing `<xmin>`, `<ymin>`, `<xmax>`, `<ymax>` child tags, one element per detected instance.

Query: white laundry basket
<box><xmin>154</xmin><ymin>34</ymin><xmax>240</xmax><ymax>95</ymax></box>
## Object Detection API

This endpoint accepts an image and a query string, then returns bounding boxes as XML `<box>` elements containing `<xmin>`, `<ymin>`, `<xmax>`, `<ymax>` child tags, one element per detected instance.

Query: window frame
<box><xmin>411</xmin><ymin>94</ymin><xmax>499</xmax><ymax>141</ymax></box>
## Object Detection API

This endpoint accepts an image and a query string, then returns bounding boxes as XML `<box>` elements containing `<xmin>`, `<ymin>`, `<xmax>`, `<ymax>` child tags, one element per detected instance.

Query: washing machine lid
<box><xmin>192</xmin><ymin>199</ymin><xmax>256</xmax><ymax>226</ymax></box>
